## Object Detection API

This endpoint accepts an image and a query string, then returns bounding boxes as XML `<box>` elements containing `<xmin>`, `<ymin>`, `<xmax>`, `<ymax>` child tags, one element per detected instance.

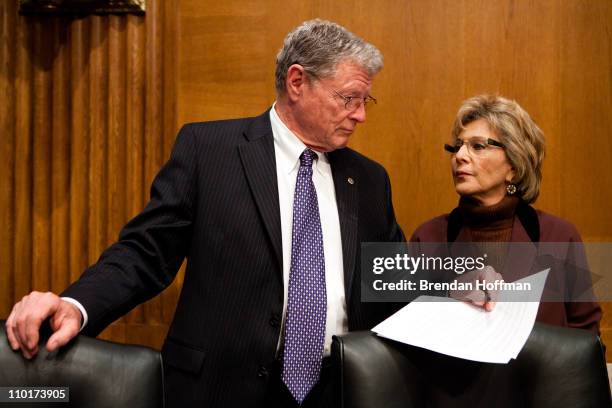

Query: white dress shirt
<box><xmin>270</xmin><ymin>104</ymin><xmax>348</xmax><ymax>356</ymax></box>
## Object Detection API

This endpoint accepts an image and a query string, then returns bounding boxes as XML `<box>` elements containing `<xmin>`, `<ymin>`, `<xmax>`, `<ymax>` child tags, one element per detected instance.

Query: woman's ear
<box><xmin>506</xmin><ymin>167</ymin><xmax>516</xmax><ymax>183</ymax></box>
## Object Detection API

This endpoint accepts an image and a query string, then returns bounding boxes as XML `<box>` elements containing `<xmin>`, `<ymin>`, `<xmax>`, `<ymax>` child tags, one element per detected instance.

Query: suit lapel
<box><xmin>328</xmin><ymin>150</ymin><xmax>359</xmax><ymax>303</ymax></box>
<box><xmin>238</xmin><ymin>111</ymin><xmax>283</xmax><ymax>276</ymax></box>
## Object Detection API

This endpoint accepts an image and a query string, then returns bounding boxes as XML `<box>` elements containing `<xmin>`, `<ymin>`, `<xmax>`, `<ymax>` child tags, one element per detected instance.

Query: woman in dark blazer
<box><xmin>411</xmin><ymin>95</ymin><xmax>601</xmax><ymax>334</ymax></box>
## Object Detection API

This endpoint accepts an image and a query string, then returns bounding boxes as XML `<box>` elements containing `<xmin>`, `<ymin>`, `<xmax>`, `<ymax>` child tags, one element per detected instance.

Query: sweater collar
<box><xmin>447</xmin><ymin>196</ymin><xmax>540</xmax><ymax>242</ymax></box>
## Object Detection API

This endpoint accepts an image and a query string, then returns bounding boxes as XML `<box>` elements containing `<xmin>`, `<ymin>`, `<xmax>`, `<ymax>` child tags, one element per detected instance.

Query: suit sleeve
<box><xmin>62</xmin><ymin>124</ymin><xmax>198</xmax><ymax>336</ymax></box>
<box><xmin>383</xmin><ymin>169</ymin><xmax>405</xmax><ymax>243</ymax></box>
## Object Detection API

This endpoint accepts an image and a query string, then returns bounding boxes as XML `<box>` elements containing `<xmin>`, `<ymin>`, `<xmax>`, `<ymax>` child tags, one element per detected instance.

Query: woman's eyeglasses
<box><xmin>444</xmin><ymin>137</ymin><xmax>505</xmax><ymax>156</ymax></box>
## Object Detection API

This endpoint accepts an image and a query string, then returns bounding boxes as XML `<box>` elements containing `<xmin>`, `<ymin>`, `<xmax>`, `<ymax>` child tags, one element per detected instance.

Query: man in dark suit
<box><xmin>6</xmin><ymin>19</ymin><xmax>404</xmax><ymax>407</ymax></box>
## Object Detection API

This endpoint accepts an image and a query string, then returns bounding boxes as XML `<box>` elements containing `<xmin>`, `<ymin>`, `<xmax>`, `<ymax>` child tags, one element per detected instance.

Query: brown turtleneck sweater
<box><xmin>458</xmin><ymin>195</ymin><xmax>519</xmax><ymax>272</ymax></box>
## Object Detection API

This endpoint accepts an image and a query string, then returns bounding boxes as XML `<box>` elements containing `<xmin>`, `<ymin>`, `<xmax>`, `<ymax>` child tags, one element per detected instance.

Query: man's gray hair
<box><xmin>275</xmin><ymin>19</ymin><xmax>383</xmax><ymax>94</ymax></box>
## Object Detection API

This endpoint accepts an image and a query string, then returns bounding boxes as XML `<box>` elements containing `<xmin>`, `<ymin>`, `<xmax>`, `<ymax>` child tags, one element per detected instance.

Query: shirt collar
<box><xmin>269</xmin><ymin>102</ymin><xmax>329</xmax><ymax>175</ymax></box>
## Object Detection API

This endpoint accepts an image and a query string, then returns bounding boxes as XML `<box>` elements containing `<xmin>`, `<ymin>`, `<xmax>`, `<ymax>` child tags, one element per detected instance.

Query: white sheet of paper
<box><xmin>371</xmin><ymin>269</ymin><xmax>550</xmax><ymax>364</ymax></box>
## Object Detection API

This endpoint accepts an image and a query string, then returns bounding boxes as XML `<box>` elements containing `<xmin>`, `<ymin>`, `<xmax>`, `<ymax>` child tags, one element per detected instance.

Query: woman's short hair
<box><xmin>275</xmin><ymin>19</ymin><xmax>383</xmax><ymax>94</ymax></box>
<box><xmin>451</xmin><ymin>95</ymin><xmax>546</xmax><ymax>203</ymax></box>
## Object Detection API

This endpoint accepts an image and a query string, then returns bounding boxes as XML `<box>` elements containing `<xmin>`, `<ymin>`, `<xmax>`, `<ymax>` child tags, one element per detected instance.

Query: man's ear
<box><xmin>285</xmin><ymin>64</ymin><xmax>307</xmax><ymax>102</ymax></box>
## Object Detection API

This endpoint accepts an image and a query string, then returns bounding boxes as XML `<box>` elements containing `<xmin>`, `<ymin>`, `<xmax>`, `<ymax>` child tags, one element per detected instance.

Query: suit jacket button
<box><xmin>269</xmin><ymin>314</ymin><xmax>280</xmax><ymax>328</ymax></box>
<box><xmin>257</xmin><ymin>365</ymin><xmax>268</xmax><ymax>378</ymax></box>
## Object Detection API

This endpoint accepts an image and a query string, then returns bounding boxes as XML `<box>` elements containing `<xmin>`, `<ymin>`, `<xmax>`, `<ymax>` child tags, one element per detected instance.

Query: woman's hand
<box><xmin>449</xmin><ymin>265</ymin><xmax>503</xmax><ymax>311</ymax></box>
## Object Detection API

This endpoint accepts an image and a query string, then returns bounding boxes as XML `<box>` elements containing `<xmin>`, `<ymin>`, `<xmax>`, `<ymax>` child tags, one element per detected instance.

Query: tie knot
<box><xmin>300</xmin><ymin>149</ymin><xmax>317</xmax><ymax>168</ymax></box>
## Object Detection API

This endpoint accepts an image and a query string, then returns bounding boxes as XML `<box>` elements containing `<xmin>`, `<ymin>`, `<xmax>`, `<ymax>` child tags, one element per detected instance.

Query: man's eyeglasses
<box><xmin>298</xmin><ymin>64</ymin><xmax>376</xmax><ymax>111</ymax></box>
<box><xmin>444</xmin><ymin>137</ymin><xmax>505</xmax><ymax>156</ymax></box>
<box><xmin>331</xmin><ymin>89</ymin><xmax>377</xmax><ymax>111</ymax></box>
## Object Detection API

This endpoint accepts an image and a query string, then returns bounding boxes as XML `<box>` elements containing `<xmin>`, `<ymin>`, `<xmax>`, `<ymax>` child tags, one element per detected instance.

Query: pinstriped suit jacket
<box><xmin>62</xmin><ymin>109</ymin><xmax>405</xmax><ymax>407</ymax></box>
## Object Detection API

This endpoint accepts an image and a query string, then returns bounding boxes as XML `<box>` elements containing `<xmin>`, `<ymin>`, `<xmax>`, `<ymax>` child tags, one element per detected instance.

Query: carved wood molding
<box><xmin>19</xmin><ymin>0</ymin><xmax>145</xmax><ymax>15</ymax></box>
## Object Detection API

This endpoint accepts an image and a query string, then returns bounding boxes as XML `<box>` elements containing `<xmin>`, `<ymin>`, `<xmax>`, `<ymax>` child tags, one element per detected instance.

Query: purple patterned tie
<box><xmin>282</xmin><ymin>148</ymin><xmax>327</xmax><ymax>404</ymax></box>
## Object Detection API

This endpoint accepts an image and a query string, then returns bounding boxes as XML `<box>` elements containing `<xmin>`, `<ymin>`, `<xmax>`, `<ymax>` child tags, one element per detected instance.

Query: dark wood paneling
<box><xmin>0</xmin><ymin>0</ymin><xmax>16</xmax><ymax>316</ymax></box>
<box><xmin>68</xmin><ymin>17</ymin><xmax>90</xmax><ymax>284</ymax></box>
<box><xmin>0</xmin><ymin>0</ymin><xmax>178</xmax><ymax>350</ymax></box>
<box><xmin>88</xmin><ymin>15</ymin><xmax>109</xmax><ymax>264</ymax></box>
<box><xmin>32</xmin><ymin>19</ymin><xmax>52</xmax><ymax>291</ymax></box>
<box><xmin>14</xmin><ymin>9</ymin><xmax>34</xmax><ymax>302</ymax></box>
<box><xmin>51</xmin><ymin>17</ymin><xmax>70</xmax><ymax>293</ymax></box>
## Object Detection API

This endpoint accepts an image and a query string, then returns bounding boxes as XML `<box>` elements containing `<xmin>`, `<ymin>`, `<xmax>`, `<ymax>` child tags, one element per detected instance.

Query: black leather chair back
<box><xmin>0</xmin><ymin>321</ymin><xmax>164</xmax><ymax>408</ymax></box>
<box><xmin>333</xmin><ymin>323</ymin><xmax>611</xmax><ymax>408</ymax></box>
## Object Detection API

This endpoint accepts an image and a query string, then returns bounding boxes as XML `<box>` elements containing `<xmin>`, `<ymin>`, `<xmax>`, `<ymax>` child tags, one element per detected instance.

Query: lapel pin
<box><xmin>347</xmin><ymin>177</ymin><xmax>354</xmax><ymax>185</ymax></box>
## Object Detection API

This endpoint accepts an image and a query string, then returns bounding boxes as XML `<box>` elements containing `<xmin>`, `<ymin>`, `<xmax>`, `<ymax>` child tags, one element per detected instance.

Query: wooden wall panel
<box><xmin>13</xmin><ymin>8</ymin><xmax>33</xmax><ymax>302</ymax></box>
<box><xmin>177</xmin><ymin>0</ymin><xmax>612</xmax><ymax>356</ymax></box>
<box><xmin>0</xmin><ymin>0</ymin><xmax>179</xmax><ymax>350</ymax></box>
<box><xmin>559</xmin><ymin>0</ymin><xmax>612</xmax><ymax>355</ymax></box>
<box><xmin>32</xmin><ymin>19</ymin><xmax>52</xmax><ymax>292</ymax></box>
<box><xmin>560</xmin><ymin>0</ymin><xmax>612</xmax><ymax>240</ymax></box>
<box><xmin>88</xmin><ymin>16</ymin><xmax>108</xmax><ymax>264</ymax></box>
<box><xmin>50</xmin><ymin>17</ymin><xmax>70</xmax><ymax>293</ymax></box>
<box><xmin>68</xmin><ymin>17</ymin><xmax>90</xmax><ymax>286</ymax></box>
<box><xmin>0</xmin><ymin>0</ymin><xmax>16</xmax><ymax>317</ymax></box>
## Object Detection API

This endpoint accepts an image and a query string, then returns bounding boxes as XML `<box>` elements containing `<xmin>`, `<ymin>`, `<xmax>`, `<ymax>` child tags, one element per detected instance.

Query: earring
<box><xmin>506</xmin><ymin>184</ymin><xmax>517</xmax><ymax>195</ymax></box>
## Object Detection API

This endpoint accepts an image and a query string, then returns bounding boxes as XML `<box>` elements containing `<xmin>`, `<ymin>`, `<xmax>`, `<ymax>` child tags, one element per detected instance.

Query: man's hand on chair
<box><xmin>5</xmin><ymin>292</ymin><xmax>82</xmax><ymax>359</ymax></box>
